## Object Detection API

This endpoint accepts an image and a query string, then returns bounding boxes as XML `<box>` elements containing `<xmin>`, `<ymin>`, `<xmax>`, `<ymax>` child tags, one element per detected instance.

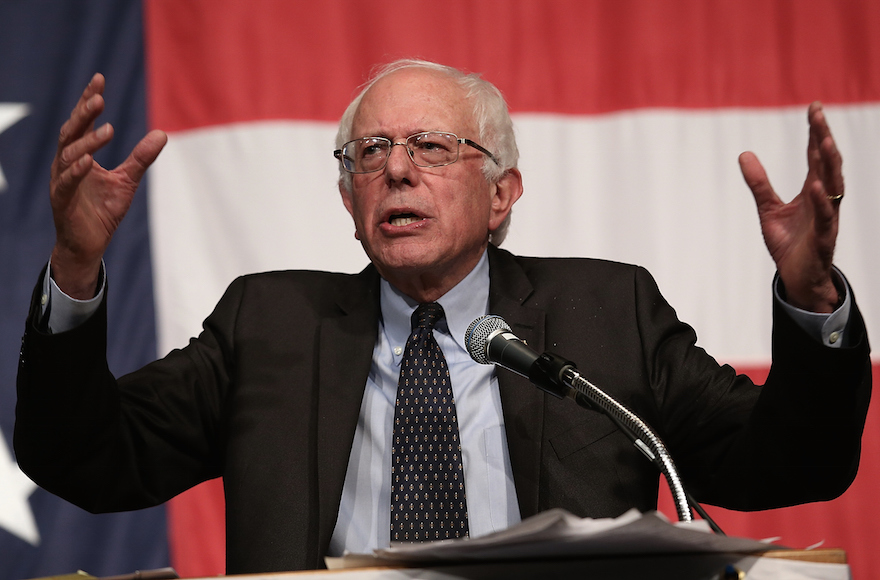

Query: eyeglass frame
<box><xmin>333</xmin><ymin>131</ymin><xmax>499</xmax><ymax>174</ymax></box>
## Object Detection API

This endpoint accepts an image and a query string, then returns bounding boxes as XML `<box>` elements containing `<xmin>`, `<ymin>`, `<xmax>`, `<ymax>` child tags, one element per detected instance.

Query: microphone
<box><xmin>464</xmin><ymin>314</ymin><xmax>721</xmax><ymax>529</ymax></box>
<box><xmin>465</xmin><ymin>315</ymin><xmax>536</xmax><ymax>372</ymax></box>
<box><xmin>465</xmin><ymin>315</ymin><xmax>571</xmax><ymax>398</ymax></box>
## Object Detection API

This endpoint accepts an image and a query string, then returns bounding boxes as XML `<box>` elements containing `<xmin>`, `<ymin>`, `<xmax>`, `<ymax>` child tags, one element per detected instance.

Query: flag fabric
<box><xmin>0</xmin><ymin>1</ymin><xmax>168</xmax><ymax>578</ymax></box>
<box><xmin>2</xmin><ymin>1</ymin><xmax>879</xmax><ymax>578</ymax></box>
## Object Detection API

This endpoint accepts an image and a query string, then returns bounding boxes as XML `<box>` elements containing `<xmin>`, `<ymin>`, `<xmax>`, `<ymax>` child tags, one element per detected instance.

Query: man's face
<box><xmin>340</xmin><ymin>68</ymin><xmax>512</xmax><ymax>300</ymax></box>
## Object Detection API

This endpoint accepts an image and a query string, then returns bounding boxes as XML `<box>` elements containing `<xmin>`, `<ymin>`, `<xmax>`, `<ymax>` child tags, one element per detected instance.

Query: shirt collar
<box><xmin>380</xmin><ymin>250</ymin><xmax>491</xmax><ymax>354</ymax></box>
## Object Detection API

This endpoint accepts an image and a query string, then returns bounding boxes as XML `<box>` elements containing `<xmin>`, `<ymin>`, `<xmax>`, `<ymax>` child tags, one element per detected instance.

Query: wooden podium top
<box><xmin>758</xmin><ymin>548</ymin><xmax>847</xmax><ymax>564</ymax></box>
<box><xmin>211</xmin><ymin>548</ymin><xmax>850</xmax><ymax>580</ymax></box>
<box><xmin>36</xmin><ymin>548</ymin><xmax>848</xmax><ymax>580</ymax></box>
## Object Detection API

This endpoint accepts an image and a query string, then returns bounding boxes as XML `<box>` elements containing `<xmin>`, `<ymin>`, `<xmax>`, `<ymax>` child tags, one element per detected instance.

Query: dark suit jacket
<box><xmin>15</xmin><ymin>246</ymin><xmax>872</xmax><ymax>573</ymax></box>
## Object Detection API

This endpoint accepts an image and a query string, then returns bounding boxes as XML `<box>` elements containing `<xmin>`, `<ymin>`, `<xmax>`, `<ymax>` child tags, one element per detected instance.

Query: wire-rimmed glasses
<box><xmin>334</xmin><ymin>131</ymin><xmax>498</xmax><ymax>174</ymax></box>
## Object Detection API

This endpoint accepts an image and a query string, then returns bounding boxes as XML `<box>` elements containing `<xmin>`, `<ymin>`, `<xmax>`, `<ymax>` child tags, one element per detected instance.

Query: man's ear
<box><xmin>488</xmin><ymin>168</ymin><xmax>524</xmax><ymax>231</ymax></box>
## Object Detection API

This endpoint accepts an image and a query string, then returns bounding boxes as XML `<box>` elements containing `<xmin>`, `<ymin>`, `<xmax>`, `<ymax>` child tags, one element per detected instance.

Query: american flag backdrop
<box><xmin>1</xmin><ymin>1</ymin><xmax>878</xmax><ymax>578</ymax></box>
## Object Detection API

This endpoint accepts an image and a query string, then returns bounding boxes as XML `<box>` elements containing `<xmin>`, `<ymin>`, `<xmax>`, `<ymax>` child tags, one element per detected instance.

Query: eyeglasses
<box><xmin>334</xmin><ymin>131</ymin><xmax>498</xmax><ymax>174</ymax></box>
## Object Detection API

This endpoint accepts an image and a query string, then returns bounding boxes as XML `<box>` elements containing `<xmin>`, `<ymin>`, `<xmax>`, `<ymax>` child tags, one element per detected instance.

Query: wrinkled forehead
<box><xmin>351</xmin><ymin>68</ymin><xmax>477</xmax><ymax>139</ymax></box>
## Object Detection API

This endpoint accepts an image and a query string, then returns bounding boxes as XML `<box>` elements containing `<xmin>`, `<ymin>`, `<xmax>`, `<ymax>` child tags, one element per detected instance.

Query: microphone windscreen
<box><xmin>465</xmin><ymin>315</ymin><xmax>511</xmax><ymax>364</ymax></box>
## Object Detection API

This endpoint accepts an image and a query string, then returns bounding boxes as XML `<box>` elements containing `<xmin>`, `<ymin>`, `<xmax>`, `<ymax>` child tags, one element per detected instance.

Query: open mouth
<box><xmin>388</xmin><ymin>213</ymin><xmax>424</xmax><ymax>227</ymax></box>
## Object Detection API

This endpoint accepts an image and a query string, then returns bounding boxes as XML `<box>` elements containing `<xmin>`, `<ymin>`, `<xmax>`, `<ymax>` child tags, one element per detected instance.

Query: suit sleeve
<box><xmin>14</xmin><ymin>272</ymin><xmax>246</xmax><ymax>513</ymax></box>
<box><xmin>634</xmin><ymin>266</ymin><xmax>872</xmax><ymax>510</ymax></box>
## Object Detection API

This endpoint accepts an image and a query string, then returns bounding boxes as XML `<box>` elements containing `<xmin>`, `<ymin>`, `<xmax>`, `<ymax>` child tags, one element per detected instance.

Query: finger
<box><xmin>809</xmin><ymin>178</ymin><xmax>839</xmax><ymax>227</ymax></box>
<box><xmin>807</xmin><ymin>103</ymin><xmax>845</xmax><ymax>201</ymax></box>
<box><xmin>808</xmin><ymin>101</ymin><xmax>834</xmax><ymax>145</ymax></box>
<box><xmin>76</xmin><ymin>73</ymin><xmax>106</xmax><ymax>124</ymax></box>
<box><xmin>78</xmin><ymin>73</ymin><xmax>106</xmax><ymax>105</ymax></box>
<box><xmin>56</xmin><ymin>94</ymin><xmax>104</xmax><ymax>161</ymax></box>
<box><xmin>57</xmin><ymin>74</ymin><xmax>106</xmax><ymax>154</ymax></box>
<box><xmin>739</xmin><ymin>151</ymin><xmax>782</xmax><ymax>210</ymax></box>
<box><xmin>117</xmin><ymin>130</ymin><xmax>168</xmax><ymax>184</ymax></box>
<box><xmin>806</xmin><ymin>107</ymin><xmax>821</xmax><ymax>178</ymax></box>
<box><xmin>57</xmin><ymin>122</ymin><xmax>114</xmax><ymax>176</ymax></box>
<box><xmin>69</xmin><ymin>73</ymin><xmax>105</xmax><ymax>124</ymax></box>
<box><xmin>52</xmin><ymin>153</ymin><xmax>96</xmax><ymax>207</ymax></box>
<box><xmin>53</xmin><ymin>116</ymin><xmax>113</xmax><ymax>202</ymax></box>
<box><xmin>818</xmin><ymin>133</ymin><xmax>844</xmax><ymax>202</ymax></box>
<box><xmin>807</xmin><ymin>102</ymin><xmax>835</xmax><ymax>173</ymax></box>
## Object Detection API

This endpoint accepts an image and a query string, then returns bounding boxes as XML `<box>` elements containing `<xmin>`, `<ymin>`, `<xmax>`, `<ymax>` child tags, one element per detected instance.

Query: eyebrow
<box><xmin>356</xmin><ymin>129</ymin><xmax>446</xmax><ymax>141</ymax></box>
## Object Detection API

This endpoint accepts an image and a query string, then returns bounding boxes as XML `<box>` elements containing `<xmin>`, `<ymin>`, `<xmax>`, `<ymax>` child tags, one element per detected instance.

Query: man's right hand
<box><xmin>50</xmin><ymin>73</ymin><xmax>167</xmax><ymax>299</ymax></box>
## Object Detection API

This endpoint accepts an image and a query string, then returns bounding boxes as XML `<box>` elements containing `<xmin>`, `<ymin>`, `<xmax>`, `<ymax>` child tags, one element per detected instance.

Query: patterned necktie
<box><xmin>391</xmin><ymin>302</ymin><xmax>469</xmax><ymax>542</ymax></box>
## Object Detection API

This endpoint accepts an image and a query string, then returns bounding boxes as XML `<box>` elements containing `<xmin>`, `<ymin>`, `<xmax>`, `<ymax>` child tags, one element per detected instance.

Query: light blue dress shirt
<box><xmin>327</xmin><ymin>251</ymin><xmax>521</xmax><ymax>555</ymax></box>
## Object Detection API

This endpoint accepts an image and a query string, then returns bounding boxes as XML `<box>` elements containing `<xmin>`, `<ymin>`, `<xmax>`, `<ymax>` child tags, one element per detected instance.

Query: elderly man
<box><xmin>16</xmin><ymin>60</ymin><xmax>871</xmax><ymax>573</ymax></box>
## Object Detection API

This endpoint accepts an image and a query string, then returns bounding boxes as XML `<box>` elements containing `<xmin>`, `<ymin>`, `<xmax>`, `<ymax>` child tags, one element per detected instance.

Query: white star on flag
<box><xmin>0</xmin><ymin>428</ymin><xmax>40</xmax><ymax>545</ymax></box>
<box><xmin>0</xmin><ymin>103</ymin><xmax>30</xmax><ymax>193</ymax></box>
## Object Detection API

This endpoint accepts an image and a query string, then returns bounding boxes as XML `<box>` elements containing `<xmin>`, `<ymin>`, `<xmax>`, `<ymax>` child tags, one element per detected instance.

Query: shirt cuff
<box><xmin>40</xmin><ymin>260</ymin><xmax>106</xmax><ymax>334</ymax></box>
<box><xmin>774</xmin><ymin>267</ymin><xmax>851</xmax><ymax>348</ymax></box>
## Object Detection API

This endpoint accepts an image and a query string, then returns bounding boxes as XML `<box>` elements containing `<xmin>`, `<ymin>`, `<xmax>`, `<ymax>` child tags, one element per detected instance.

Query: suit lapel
<box><xmin>487</xmin><ymin>247</ymin><xmax>547</xmax><ymax>519</ymax></box>
<box><xmin>315</xmin><ymin>267</ymin><xmax>380</xmax><ymax>558</ymax></box>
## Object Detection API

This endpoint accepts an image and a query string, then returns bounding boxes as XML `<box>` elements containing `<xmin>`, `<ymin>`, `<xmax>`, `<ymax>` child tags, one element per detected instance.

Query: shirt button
<box><xmin>41</xmin><ymin>294</ymin><xmax>48</xmax><ymax>305</ymax></box>
<box><xmin>394</xmin><ymin>346</ymin><xmax>403</xmax><ymax>356</ymax></box>
<box><xmin>829</xmin><ymin>331</ymin><xmax>840</xmax><ymax>344</ymax></box>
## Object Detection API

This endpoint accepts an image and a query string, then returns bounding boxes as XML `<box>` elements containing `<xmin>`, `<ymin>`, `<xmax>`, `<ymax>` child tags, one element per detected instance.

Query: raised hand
<box><xmin>739</xmin><ymin>102</ymin><xmax>843</xmax><ymax>313</ymax></box>
<box><xmin>49</xmin><ymin>73</ymin><xmax>167</xmax><ymax>299</ymax></box>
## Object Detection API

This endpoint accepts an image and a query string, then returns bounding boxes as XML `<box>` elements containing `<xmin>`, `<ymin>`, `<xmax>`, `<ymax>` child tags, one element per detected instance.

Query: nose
<box><xmin>388</xmin><ymin>141</ymin><xmax>413</xmax><ymax>164</ymax></box>
<box><xmin>383</xmin><ymin>141</ymin><xmax>417</xmax><ymax>185</ymax></box>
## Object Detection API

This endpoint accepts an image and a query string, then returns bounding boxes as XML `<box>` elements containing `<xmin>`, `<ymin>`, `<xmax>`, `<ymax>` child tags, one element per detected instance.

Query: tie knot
<box><xmin>412</xmin><ymin>302</ymin><xmax>445</xmax><ymax>331</ymax></box>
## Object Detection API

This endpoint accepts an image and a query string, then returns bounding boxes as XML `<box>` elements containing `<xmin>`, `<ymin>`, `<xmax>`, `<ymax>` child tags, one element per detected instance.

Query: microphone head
<box><xmin>465</xmin><ymin>315</ymin><xmax>511</xmax><ymax>364</ymax></box>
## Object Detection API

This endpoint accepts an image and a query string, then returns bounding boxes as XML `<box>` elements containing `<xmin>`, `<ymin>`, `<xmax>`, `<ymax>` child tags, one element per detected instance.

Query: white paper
<box><xmin>326</xmin><ymin>509</ymin><xmax>779</xmax><ymax>569</ymax></box>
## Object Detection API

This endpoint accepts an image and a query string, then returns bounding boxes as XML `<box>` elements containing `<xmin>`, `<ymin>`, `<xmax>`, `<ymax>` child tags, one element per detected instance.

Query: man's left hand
<box><xmin>739</xmin><ymin>101</ymin><xmax>843</xmax><ymax>313</ymax></box>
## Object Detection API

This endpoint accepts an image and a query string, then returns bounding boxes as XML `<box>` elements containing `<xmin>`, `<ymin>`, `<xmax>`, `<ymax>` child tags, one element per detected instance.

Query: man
<box><xmin>15</xmin><ymin>60</ymin><xmax>871</xmax><ymax>573</ymax></box>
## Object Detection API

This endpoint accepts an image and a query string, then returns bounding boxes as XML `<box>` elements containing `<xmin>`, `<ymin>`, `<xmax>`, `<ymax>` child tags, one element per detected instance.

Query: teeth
<box><xmin>390</xmin><ymin>216</ymin><xmax>422</xmax><ymax>227</ymax></box>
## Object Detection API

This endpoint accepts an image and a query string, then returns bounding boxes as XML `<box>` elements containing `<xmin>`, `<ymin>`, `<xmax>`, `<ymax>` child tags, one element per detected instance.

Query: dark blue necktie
<box><xmin>391</xmin><ymin>302</ymin><xmax>469</xmax><ymax>542</ymax></box>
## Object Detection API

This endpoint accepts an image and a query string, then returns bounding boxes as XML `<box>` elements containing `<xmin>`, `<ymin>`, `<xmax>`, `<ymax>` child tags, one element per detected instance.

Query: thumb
<box><xmin>119</xmin><ymin>129</ymin><xmax>168</xmax><ymax>183</ymax></box>
<box><xmin>739</xmin><ymin>151</ymin><xmax>781</xmax><ymax>211</ymax></box>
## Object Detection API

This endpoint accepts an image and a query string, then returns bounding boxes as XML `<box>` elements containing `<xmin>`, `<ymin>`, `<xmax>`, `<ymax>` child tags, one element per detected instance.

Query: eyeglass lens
<box><xmin>344</xmin><ymin>132</ymin><xmax>460</xmax><ymax>172</ymax></box>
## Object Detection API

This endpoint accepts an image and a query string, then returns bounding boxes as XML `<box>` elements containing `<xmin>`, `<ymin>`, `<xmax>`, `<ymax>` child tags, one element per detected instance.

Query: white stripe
<box><xmin>149</xmin><ymin>106</ymin><xmax>880</xmax><ymax>364</ymax></box>
<box><xmin>149</xmin><ymin>121</ymin><xmax>367</xmax><ymax>354</ymax></box>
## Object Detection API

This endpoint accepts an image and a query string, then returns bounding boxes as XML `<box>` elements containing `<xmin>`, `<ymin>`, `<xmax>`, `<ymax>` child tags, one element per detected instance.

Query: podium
<box><xmin>206</xmin><ymin>549</ymin><xmax>850</xmax><ymax>580</ymax></box>
<box><xmin>46</xmin><ymin>511</ymin><xmax>851</xmax><ymax>580</ymax></box>
<box><xmin>308</xmin><ymin>510</ymin><xmax>850</xmax><ymax>580</ymax></box>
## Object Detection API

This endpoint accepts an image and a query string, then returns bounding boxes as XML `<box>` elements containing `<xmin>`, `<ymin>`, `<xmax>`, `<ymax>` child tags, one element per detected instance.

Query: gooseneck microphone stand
<box><xmin>534</xmin><ymin>352</ymin><xmax>722</xmax><ymax>532</ymax></box>
<box><xmin>466</xmin><ymin>315</ymin><xmax>723</xmax><ymax>533</ymax></box>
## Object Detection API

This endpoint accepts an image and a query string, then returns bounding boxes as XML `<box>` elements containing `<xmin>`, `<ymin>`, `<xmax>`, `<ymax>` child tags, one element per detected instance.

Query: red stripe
<box><xmin>144</xmin><ymin>0</ymin><xmax>880</xmax><ymax>132</ymax></box>
<box><xmin>167</xmin><ymin>479</ymin><xmax>225</xmax><ymax>577</ymax></box>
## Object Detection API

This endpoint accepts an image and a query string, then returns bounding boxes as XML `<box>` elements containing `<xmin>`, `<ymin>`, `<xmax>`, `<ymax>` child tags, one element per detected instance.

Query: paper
<box><xmin>326</xmin><ymin>509</ymin><xmax>780</xmax><ymax>569</ymax></box>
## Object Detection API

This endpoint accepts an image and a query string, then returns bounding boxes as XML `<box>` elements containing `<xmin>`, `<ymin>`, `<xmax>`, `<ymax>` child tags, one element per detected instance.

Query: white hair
<box><xmin>335</xmin><ymin>59</ymin><xmax>519</xmax><ymax>245</ymax></box>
